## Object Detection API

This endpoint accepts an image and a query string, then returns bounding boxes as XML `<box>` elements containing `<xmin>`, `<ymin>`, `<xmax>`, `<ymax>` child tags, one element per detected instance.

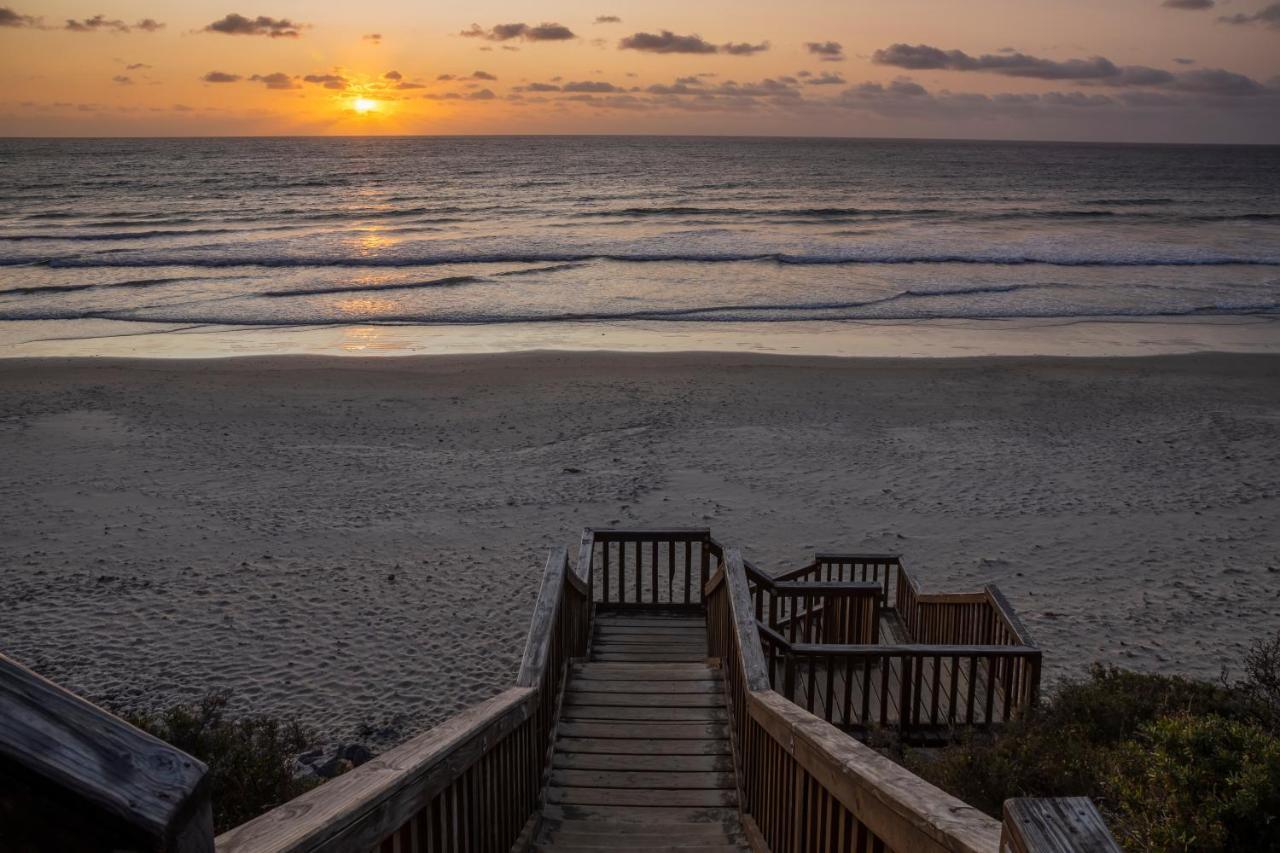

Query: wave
<box><xmin>5</xmin><ymin>299</ymin><xmax>1278</xmax><ymax>327</ymax></box>
<box><xmin>23</xmin><ymin>249</ymin><xmax>1280</xmax><ymax>269</ymax></box>
<box><xmin>0</xmin><ymin>275</ymin><xmax>246</xmax><ymax>297</ymax></box>
<box><xmin>262</xmin><ymin>275</ymin><xmax>484</xmax><ymax>297</ymax></box>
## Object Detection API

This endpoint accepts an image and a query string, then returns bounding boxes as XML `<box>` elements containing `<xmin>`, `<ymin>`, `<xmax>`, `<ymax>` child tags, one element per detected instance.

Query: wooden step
<box><xmin>554</xmin><ymin>737</ymin><xmax>731</xmax><ymax>755</ymax></box>
<box><xmin>572</xmin><ymin>663</ymin><xmax>719</xmax><ymax>681</ymax></box>
<box><xmin>560</xmin><ymin>705</ymin><xmax>727</xmax><ymax>722</ymax></box>
<box><xmin>565</xmin><ymin>691</ymin><xmax>720</xmax><ymax>707</ymax></box>
<box><xmin>557</xmin><ymin>722</ymin><xmax>727</xmax><ymax>740</ymax></box>
<box><xmin>546</xmin><ymin>787</ymin><xmax>737</xmax><ymax>808</ymax></box>
<box><xmin>551</xmin><ymin>770</ymin><xmax>735</xmax><ymax>790</ymax></box>
<box><xmin>552</xmin><ymin>752</ymin><xmax>733</xmax><ymax>772</ymax></box>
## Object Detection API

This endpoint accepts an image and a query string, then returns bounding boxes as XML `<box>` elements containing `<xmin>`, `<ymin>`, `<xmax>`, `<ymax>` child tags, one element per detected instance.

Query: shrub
<box><xmin>906</xmin><ymin>632</ymin><xmax>1280</xmax><ymax>852</ymax></box>
<box><xmin>121</xmin><ymin>690</ymin><xmax>319</xmax><ymax>833</ymax></box>
<box><xmin>1106</xmin><ymin>713</ymin><xmax>1280</xmax><ymax>852</ymax></box>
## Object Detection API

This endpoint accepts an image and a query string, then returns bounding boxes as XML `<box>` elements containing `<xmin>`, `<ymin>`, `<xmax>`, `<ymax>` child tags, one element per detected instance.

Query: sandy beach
<box><xmin>2</xmin><ymin>351</ymin><xmax>1278</xmax><ymax>748</ymax></box>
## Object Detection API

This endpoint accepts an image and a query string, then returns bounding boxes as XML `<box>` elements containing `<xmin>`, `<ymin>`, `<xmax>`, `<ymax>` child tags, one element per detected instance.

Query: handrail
<box><xmin>0</xmin><ymin>652</ymin><xmax>214</xmax><ymax>852</ymax></box>
<box><xmin>216</xmin><ymin>546</ymin><xmax>589</xmax><ymax>853</ymax></box>
<box><xmin>706</xmin><ymin>544</ymin><xmax>1004</xmax><ymax>853</ymax></box>
<box><xmin>581</xmin><ymin>527</ymin><xmax>715</xmax><ymax>605</ymax></box>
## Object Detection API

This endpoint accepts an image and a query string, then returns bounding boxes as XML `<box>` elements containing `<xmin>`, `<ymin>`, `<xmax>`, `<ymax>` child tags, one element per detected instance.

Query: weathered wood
<box><xmin>515</xmin><ymin>545</ymin><xmax>568</xmax><ymax>688</ymax></box>
<box><xmin>540</xmin><ymin>804</ymin><xmax>741</xmax><ymax>825</ymax></box>
<box><xmin>552</xmin><ymin>753</ymin><xmax>733</xmax><ymax>773</ymax></box>
<box><xmin>560</xmin><ymin>705</ymin><xmax>728</xmax><ymax>722</ymax></box>
<box><xmin>0</xmin><ymin>652</ymin><xmax>213</xmax><ymax>853</ymax></box>
<box><xmin>750</xmin><ymin>689</ymin><xmax>1002</xmax><ymax>853</ymax></box>
<box><xmin>566</xmin><ymin>690</ymin><xmax>719</xmax><ymax>706</ymax></box>
<box><xmin>546</xmin><ymin>787</ymin><xmax>737</xmax><ymax>807</ymax></box>
<box><xmin>216</xmin><ymin>687</ymin><xmax>533</xmax><ymax>853</ymax></box>
<box><xmin>722</xmin><ymin>547</ymin><xmax>772</xmax><ymax>692</ymax></box>
<box><xmin>550</xmin><ymin>770</ymin><xmax>735</xmax><ymax>790</ymax></box>
<box><xmin>1001</xmin><ymin>798</ymin><xmax>1121</xmax><ymax>853</ymax></box>
<box><xmin>557</xmin><ymin>722</ymin><xmax>728</xmax><ymax>740</ymax></box>
<box><xmin>554</xmin><ymin>737</ymin><xmax>732</xmax><ymax>756</ymax></box>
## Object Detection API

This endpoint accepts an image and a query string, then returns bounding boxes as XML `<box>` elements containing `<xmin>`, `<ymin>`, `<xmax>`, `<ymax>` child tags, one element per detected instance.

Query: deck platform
<box><xmin>534</xmin><ymin>608</ymin><xmax>749</xmax><ymax>851</ymax></box>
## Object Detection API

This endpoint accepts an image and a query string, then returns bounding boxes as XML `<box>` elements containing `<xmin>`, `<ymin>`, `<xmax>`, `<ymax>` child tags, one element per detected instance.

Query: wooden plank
<box><xmin>550</xmin><ymin>770</ymin><xmax>735</xmax><ymax>789</ymax></box>
<box><xmin>594</xmin><ymin>616</ymin><xmax>705</xmax><ymax>627</ymax></box>
<box><xmin>544</xmin><ymin>820</ymin><xmax>736</xmax><ymax>837</ymax></box>
<box><xmin>590</xmin><ymin>642</ymin><xmax>707</xmax><ymax>654</ymax></box>
<box><xmin>514</xmin><ymin>546</ymin><xmax>568</xmax><ymax>688</ymax></box>
<box><xmin>560</xmin><ymin>706</ymin><xmax>727</xmax><ymax>722</ymax></box>
<box><xmin>557</xmin><ymin>722</ymin><xmax>727</xmax><ymax>740</ymax></box>
<box><xmin>566</xmin><ymin>691</ymin><xmax>719</xmax><ymax>707</ymax></box>
<box><xmin>552</xmin><ymin>753</ymin><xmax>733</xmax><ymax>773</ymax></box>
<box><xmin>724</xmin><ymin>548</ymin><xmax>773</xmax><ymax>692</ymax></box>
<box><xmin>595</xmin><ymin>626</ymin><xmax>707</xmax><ymax>636</ymax></box>
<box><xmin>542</xmin><ymin>840</ymin><xmax>743</xmax><ymax>852</ymax></box>
<box><xmin>540</xmin><ymin>804</ymin><xmax>740</xmax><ymax>825</ymax></box>
<box><xmin>572</xmin><ymin>663</ymin><xmax>717</xmax><ymax>679</ymax></box>
<box><xmin>564</xmin><ymin>679</ymin><xmax>720</xmax><ymax>694</ymax></box>
<box><xmin>0</xmin><ymin>652</ymin><xmax>213</xmax><ymax>853</ymax></box>
<box><xmin>554</xmin><ymin>738</ymin><xmax>731</xmax><ymax>756</ymax></box>
<box><xmin>1001</xmin><ymin>798</ymin><xmax>1120</xmax><ymax>853</ymax></box>
<box><xmin>592</xmin><ymin>653</ymin><xmax>708</xmax><ymax>663</ymax></box>
<box><xmin>546</xmin><ymin>787</ymin><xmax>737</xmax><ymax>808</ymax></box>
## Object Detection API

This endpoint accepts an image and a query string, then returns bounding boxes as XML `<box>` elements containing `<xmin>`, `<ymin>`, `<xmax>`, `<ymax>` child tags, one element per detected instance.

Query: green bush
<box><xmin>121</xmin><ymin>691</ymin><xmax>319</xmax><ymax>833</ymax></box>
<box><xmin>1105</xmin><ymin>713</ymin><xmax>1280</xmax><ymax>852</ymax></box>
<box><xmin>906</xmin><ymin>632</ymin><xmax>1280</xmax><ymax>853</ymax></box>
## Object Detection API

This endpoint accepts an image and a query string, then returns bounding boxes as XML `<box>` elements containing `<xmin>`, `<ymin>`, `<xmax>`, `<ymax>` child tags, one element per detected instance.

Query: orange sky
<box><xmin>2</xmin><ymin>0</ymin><xmax>1278</xmax><ymax>141</ymax></box>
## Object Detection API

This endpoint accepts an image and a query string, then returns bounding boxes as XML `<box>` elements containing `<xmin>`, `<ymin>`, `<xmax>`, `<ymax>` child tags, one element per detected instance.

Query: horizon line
<box><xmin>2</xmin><ymin>132</ymin><xmax>1278</xmax><ymax>147</ymax></box>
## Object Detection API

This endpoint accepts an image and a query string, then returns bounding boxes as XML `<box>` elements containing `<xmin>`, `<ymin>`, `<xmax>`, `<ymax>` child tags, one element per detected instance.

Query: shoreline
<box><xmin>1</xmin><ymin>314</ymin><xmax>1278</xmax><ymax>360</ymax></box>
<box><xmin>3</xmin><ymin>350</ymin><xmax>1277</xmax><ymax>746</ymax></box>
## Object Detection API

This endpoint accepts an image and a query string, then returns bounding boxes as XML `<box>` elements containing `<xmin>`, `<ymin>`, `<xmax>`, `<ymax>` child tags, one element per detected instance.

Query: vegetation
<box><xmin>120</xmin><ymin>690</ymin><xmax>319</xmax><ymax>833</ymax></box>
<box><xmin>903</xmin><ymin>631</ymin><xmax>1280</xmax><ymax>852</ymax></box>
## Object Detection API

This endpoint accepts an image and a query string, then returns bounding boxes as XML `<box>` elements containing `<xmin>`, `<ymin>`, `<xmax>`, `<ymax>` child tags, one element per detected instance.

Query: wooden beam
<box><xmin>1001</xmin><ymin>798</ymin><xmax>1120</xmax><ymax>852</ymax></box>
<box><xmin>985</xmin><ymin>586</ymin><xmax>1038</xmax><ymax>648</ymax></box>
<box><xmin>516</xmin><ymin>545</ymin><xmax>568</xmax><ymax>688</ymax></box>
<box><xmin>0</xmin><ymin>652</ymin><xmax>212</xmax><ymax>853</ymax></box>
<box><xmin>723</xmin><ymin>547</ymin><xmax>772</xmax><ymax>693</ymax></box>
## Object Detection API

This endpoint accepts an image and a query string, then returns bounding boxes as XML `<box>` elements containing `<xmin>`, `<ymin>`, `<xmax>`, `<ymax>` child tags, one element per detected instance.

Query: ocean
<box><xmin>1</xmin><ymin>136</ymin><xmax>1278</xmax><ymax>332</ymax></box>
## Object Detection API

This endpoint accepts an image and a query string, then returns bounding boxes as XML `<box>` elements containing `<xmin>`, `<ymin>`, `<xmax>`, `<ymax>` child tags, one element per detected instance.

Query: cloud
<box><xmin>595</xmin><ymin>15</ymin><xmax>621</xmax><ymax>24</ymax></box>
<box><xmin>0</xmin><ymin>7</ymin><xmax>41</xmax><ymax>27</ymax></box>
<box><xmin>394</xmin><ymin>81</ymin><xmax>425</xmax><ymax>89</ymax></box>
<box><xmin>204</xmin><ymin>13</ymin><xmax>305</xmax><ymax>38</ymax></box>
<box><xmin>303</xmin><ymin>73</ymin><xmax>348</xmax><ymax>90</ymax></box>
<box><xmin>1218</xmin><ymin>2</ymin><xmax>1280</xmax><ymax>26</ymax></box>
<box><xmin>363</xmin><ymin>33</ymin><xmax>381</xmax><ymax>44</ymax></box>
<box><xmin>620</xmin><ymin>30</ymin><xmax>718</xmax><ymax>53</ymax></box>
<box><xmin>619</xmin><ymin>30</ymin><xmax>767</xmax><ymax>55</ymax></box>
<box><xmin>1163</xmin><ymin>0</ymin><xmax>1215</xmax><ymax>8</ymax></box>
<box><xmin>1174</xmin><ymin>57</ymin><xmax>1197</xmax><ymax>64</ymax></box>
<box><xmin>249</xmin><ymin>72</ymin><xmax>299</xmax><ymax>89</ymax></box>
<box><xmin>112</xmin><ymin>75</ymin><xmax>133</xmax><ymax>85</ymax></box>
<box><xmin>466</xmin><ymin>88</ymin><xmax>496</xmax><ymax>100</ymax></box>
<box><xmin>563</xmin><ymin>80</ymin><xmax>621</xmax><ymax>92</ymax></box>
<box><xmin>722</xmin><ymin>41</ymin><xmax>770</xmax><ymax>55</ymax></box>
<box><xmin>203</xmin><ymin>71</ymin><xmax>242</xmax><ymax>83</ymax></box>
<box><xmin>1173</xmin><ymin>67</ymin><xmax>1265</xmax><ymax>94</ymax></box>
<box><xmin>384</xmin><ymin>70</ymin><xmax>402</xmax><ymax>80</ymax></box>
<box><xmin>805</xmin><ymin>72</ymin><xmax>846</xmax><ymax>85</ymax></box>
<box><xmin>470</xmin><ymin>70</ymin><xmax>497</xmax><ymax>80</ymax></box>
<box><xmin>461</xmin><ymin>22</ymin><xmax>576</xmax><ymax>41</ymax></box>
<box><xmin>872</xmin><ymin>43</ymin><xmax>1126</xmax><ymax>79</ymax></box>
<box><xmin>522</xmin><ymin>82</ymin><xmax>562</xmax><ymax>91</ymax></box>
<box><xmin>66</xmin><ymin>15</ymin><xmax>161</xmax><ymax>33</ymax></box>
<box><xmin>126</xmin><ymin>62</ymin><xmax>151</xmax><ymax>70</ymax></box>
<box><xmin>806</xmin><ymin>41</ymin><xmax>844</xmax><ymax>61</ymax></box>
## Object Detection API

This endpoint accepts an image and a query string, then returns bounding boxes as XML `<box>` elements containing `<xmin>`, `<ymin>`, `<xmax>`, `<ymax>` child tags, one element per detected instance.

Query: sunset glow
<box><xmin>0</xmin><ymin>1</ymin><xmax>1278</xmax><ymax>141</ymax></box>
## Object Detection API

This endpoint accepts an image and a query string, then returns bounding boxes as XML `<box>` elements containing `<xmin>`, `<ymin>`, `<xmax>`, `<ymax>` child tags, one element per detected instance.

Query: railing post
<box><xmin>1001</xmin><ymin>798</ymin><xmax>1121</xmax><ymax>852</ymax></box>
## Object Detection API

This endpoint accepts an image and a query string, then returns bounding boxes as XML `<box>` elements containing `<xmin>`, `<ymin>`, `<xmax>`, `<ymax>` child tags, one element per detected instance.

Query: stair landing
<box><xmin>533</xmin><ymin>608</ymin><xmax>749</xmax><ymax>851</ymax></box>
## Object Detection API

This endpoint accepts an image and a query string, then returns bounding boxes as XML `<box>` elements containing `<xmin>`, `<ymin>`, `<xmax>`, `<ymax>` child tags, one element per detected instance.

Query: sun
<box><xmin>352</xmin><ymin>97</ymin><xmax>378</xmax><ymax>115</ymax></box>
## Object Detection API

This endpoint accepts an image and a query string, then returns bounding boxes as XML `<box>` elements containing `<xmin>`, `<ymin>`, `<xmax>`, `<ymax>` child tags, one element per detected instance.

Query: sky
<box><xmin>1</xmin><ymin>0</ymin><xmax>1279</xmax><ymax>141</ymax></box>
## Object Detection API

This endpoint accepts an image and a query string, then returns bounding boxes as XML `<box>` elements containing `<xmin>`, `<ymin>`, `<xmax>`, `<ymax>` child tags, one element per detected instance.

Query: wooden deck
<box><xmin>534</xmin><ymin>608</ymin><xmax>749</xmax><ymax>851</ymax></box>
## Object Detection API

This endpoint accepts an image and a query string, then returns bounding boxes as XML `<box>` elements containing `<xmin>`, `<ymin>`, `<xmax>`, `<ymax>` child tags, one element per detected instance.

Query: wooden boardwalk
<box><xmin>534</xmin><ymin>608</ymin><xmax>749</xmax><ymax>851</ymax></box>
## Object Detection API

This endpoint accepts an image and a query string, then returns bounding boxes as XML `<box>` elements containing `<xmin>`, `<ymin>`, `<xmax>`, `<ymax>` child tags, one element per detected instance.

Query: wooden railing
<box><xmin>215</xmin><ymin>545</ymin><xmax>590</xmax><ymax>853</ymax></box>
<box><xmin>779</xmin><ymin>553</ymin><xmax>906</xmax><ymax>609</ymax></box>
<box><xmin>580</xmin><ymin>527</ymin><xmax>714</xmax><ymax>606</ymax></box>
<box><xmin>706</xmin><ymin>546</ymin><xmax>1005</xmax><ymax>853</ymax></box>
<box><xmin>0</xmin><ymin>652</ymin><xmax>214</xmax><ymax>852</ymax></box>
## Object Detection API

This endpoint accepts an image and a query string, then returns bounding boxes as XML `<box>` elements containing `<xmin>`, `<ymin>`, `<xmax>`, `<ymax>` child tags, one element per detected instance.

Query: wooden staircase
<box><xmin>533</xmin><ymin>608</ymin><xmax>750</xmax><ymax>851</ymax></box>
